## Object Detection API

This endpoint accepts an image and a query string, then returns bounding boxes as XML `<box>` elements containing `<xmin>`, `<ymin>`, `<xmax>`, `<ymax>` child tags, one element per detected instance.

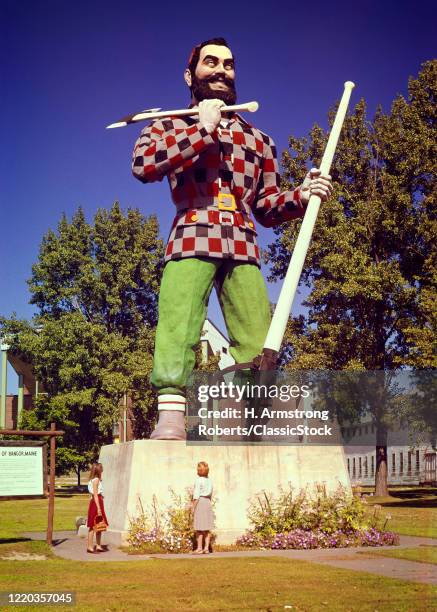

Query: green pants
<box><xmin>151</xmin><ymin>257</ymin><xmax>271</xmax><ymax>395</ymax></box>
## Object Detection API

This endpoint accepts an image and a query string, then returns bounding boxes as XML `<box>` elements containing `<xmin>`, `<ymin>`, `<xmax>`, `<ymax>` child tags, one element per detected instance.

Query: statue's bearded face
<box><xmin>189</xmin><ymin>44</ymin><xmax>237</xmax><ymax>106</ymax></box>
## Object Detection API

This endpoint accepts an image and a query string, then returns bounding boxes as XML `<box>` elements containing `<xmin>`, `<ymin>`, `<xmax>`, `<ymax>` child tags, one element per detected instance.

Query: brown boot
<box><xmin>150</xmin><ymin>410</ymin><xmax>186</xmax><ymax>440</ymax></box>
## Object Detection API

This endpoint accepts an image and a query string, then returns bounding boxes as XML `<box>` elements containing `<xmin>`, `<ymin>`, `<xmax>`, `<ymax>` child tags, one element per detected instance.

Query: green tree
<box><xmin>401</xmin><ymin>370</ymin><xmax>437</xmax><ymax>450</ymax></box>
<box><xmin>266</xmin><ymin>61</ymin><xmax>436</xmax><ymax>495</ymax></box>
<box><xmin>194</xmin><ymin>333</ymin><xmax>222</xmax><ymax>373</ymax></box>
<box><xmin>1</xmin><ymin>202</ymin><xmax>164</xmax><ymax>476</ymax></box>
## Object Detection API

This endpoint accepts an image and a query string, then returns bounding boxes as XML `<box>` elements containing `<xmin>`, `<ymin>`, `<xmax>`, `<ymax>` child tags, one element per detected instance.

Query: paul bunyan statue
<box><xmin>131</xmin><ymin>37</ymin><xmax>332</xmax><ymax>440</ymax></box>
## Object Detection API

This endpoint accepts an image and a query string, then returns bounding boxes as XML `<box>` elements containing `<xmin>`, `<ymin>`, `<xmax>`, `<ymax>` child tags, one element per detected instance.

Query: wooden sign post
<box><xmin>0</xmin><ymin>423</ymin><xmax>64</xmax><ymax>545</ymax></box>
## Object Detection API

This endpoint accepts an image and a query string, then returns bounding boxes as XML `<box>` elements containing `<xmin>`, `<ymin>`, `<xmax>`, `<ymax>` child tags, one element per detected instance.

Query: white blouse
<box><xmin>193</xmin><ymin>476</ymin><xmax>213</xmax><ymax>500</ymax></box>
<box><xmin>88</xmin><ymin>478</ymin><xmax>103</xmax><ymax>495</ymax></box>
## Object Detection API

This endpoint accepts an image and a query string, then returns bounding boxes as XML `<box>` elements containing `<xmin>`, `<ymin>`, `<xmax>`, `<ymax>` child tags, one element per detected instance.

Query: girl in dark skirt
<box><xmin>191</xmin><ymin>461</ymin><xmax>214</xmax><ymax>554</ymax></box>
<box><xmin>86</xmin><ymin>462</ymin><xmax>108</xmax><ymax>553</ymax></box>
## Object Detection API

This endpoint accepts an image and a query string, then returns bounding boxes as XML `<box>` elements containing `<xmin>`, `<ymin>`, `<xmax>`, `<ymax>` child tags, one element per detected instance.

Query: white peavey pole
<box><xmin>106</xmin><ymin>101</ymin><xmax>259</xmax><ymax>129</ymax></box>
<box><xmin>263</xmin><ymin>81</ymin><xmax>355</xmax><ymax>356</ymax></box>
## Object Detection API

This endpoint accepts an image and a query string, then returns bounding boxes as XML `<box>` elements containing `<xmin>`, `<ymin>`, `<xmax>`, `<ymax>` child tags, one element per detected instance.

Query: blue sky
<box><xmin>1</xmin><ymin>0</ymin><xmax>436</xmax><ymax>389</ymax></box>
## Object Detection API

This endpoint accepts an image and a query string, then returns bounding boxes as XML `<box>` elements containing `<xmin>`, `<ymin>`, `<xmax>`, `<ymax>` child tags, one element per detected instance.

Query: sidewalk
<box><xmin>22</xmin><ymin>531</ymin><xmax>437</xmax><ymax>585</ymax></box>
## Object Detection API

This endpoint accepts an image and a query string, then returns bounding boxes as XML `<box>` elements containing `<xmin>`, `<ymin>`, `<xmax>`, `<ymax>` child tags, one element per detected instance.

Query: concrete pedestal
<box><xmin>94</xmin><ymin>441</ymin><xmax>350</xmax><ymax>546</ymax></box>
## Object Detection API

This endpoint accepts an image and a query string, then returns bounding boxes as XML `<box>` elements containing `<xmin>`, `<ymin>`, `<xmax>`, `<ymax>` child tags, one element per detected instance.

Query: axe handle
<box><xmin>263</xmin><ymin>81</ymin><xmax>355</xmax><ymax>353</ymax></box>
<box><xmin>107</xmin><ymin>101</ymin><xmax>259</xmax><ymax>129</ymax></box>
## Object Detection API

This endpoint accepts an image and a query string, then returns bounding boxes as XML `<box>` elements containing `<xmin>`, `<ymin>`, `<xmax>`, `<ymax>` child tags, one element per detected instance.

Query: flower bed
<box><xmin>127</xmin><ymin>484</ymin><xmax>399</xmax><ymax>554</ymax></box>
<box><xmin>235</xmin><ymin>484</ymin><xmax>399</xmax><ymax>550</ymax></box>
<box><xmin>127</xmin><ymin>490</ymin><xmax>197</xmax><ymax>553</ymax></box>
<box><xmin>237</xmin><ymin>527</ymin><xmax>399</xmax><ymax>550</ymax></box>
<box><xmin>127</xmin><ymin>488</ymin><xmax>218</xmax><ymax>554</ymax></box>
<box><xmin>128</xmin><ymin>525</ymin><xmax>193</xmax><ymax>553</ymax></box>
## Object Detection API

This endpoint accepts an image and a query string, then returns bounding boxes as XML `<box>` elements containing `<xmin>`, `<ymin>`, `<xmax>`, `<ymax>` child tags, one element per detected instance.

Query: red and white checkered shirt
<box><xmin>132</xmin><ymin>113</ymin><xmax>305</xmax><ymax>266</ymax></box>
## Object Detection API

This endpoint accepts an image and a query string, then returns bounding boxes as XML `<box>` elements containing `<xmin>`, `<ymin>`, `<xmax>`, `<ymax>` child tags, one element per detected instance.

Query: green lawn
<box><xmin>362</xmin><ymin>546</ymin><xmax>437</xmax><ymax>566</ymax></box>
<box><xmin>0</xmin><ymin>493</ymin><xmax>88</xmax><ymax>540</ymax></box>
<box><xmin>1</xmin><ymin>491</ymin><xmax>437</xmax><ymax>610</ymax></box>
<box><xmin>365</xmin><ymin>489</ymin><xmax>437</xmax><ymax>538</ymax></box>
<box><xmin>0</xmin><ymin>556</ymin><xmax>435</xmax><ymax>611</ymax></box>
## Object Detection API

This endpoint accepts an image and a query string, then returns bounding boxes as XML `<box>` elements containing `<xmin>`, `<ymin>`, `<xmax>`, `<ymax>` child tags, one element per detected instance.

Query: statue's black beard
<box><xmin>191</xmin><ymin>74</ymin><xmax>237</xmax><ymax>106</ymax></box>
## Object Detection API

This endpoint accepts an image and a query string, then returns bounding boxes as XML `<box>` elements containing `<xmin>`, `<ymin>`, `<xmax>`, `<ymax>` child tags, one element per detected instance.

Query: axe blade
<box><xmin>107</xmin><ymin>108</ymin><xmax>162</xmax><ymax>129</ymax></box>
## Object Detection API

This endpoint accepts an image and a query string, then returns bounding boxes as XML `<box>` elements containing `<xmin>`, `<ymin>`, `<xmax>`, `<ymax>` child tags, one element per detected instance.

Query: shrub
<box><xmin>237</xmin><ymin>484</ymin><xmax>399</xmax><ymax>550</ymax></box>
<box><xmin>247</xmin><ymin>484</ymin><xmax>366</xmax><ymax>536</ymax></box>
<box><xmin>236</xmin><ymin>528</ymin><xmax>399</xmax><ymax>549</ymax></box>
<box><xmin>127</xmin><ymin>488</ymin><xmax>216</xmax><ymax>554</ymax></box>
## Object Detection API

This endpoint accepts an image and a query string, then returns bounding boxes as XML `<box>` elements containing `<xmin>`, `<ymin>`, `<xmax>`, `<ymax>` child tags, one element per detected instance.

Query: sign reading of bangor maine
<box><xmin>0</xmin><ymin>446</ymin><xmax>44</xmax><ymax>496</ymax></box>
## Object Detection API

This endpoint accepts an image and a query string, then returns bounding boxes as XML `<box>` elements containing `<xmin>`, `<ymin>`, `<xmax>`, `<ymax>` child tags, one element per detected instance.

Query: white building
<box><xmin>343</xmin><ymin>416</ymin><xmax>437</xmax><ymax>486</ymax></box>
<box><xmin>200</xmin><ymin>318</ymin><xmax>235</xmax><ymax>370</ymax></box>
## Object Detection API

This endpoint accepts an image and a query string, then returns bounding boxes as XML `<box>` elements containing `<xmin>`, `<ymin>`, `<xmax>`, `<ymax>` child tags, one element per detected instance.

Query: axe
<box><xmin>223</xmin><ymin>81</ymin><xmax>356</xmax><ymax>374</ymax></box>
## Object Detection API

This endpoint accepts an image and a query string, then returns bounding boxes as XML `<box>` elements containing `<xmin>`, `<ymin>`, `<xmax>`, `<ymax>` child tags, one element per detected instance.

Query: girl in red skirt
<box><xmin>86</xmin><ymin>462</ymin><xmax>108</xmax><ymax>553</ymax></box>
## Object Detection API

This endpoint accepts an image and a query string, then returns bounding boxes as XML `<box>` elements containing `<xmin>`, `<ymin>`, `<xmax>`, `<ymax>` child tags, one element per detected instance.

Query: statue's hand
<box><xmin>198</xmin><ymin>99</ymin><xmax>225</xmax><ymax>134</ymax></box>
<box><xmin>299</xmin><ymin>168</ymin><xmax>333</xmax><ymax>205</ymax></box>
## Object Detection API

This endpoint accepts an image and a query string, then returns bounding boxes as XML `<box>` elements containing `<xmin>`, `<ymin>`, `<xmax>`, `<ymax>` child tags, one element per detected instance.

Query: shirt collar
<box><xmin>233</xmin><ymin>112</ymin><xmax>252</xmax><ymax>127</ymax></box>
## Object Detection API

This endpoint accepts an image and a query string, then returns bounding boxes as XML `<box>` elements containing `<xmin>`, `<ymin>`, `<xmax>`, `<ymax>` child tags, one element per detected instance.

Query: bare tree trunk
<box><xmin>76</xmin><ymin>465</ymin><xmax>81</xmax><ymax>487</ymax></box>
<box><xmin>375</xmin><ymin>424</ymin><xmax>388</xmax><ymax>496</ymax></box>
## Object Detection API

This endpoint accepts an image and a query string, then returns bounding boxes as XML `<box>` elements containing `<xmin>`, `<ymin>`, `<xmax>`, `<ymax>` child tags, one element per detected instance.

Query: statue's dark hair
<box><xmin>187</xmin><ymin>38</ymin><xmax>233</xmax><ymax>75</ymax></box>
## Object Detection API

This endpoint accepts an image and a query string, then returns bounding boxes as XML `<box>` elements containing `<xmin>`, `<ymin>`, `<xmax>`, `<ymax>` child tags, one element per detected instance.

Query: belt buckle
<box><xmin>218</xmin><ymin>192</ymin><xmax>237</xmax><ymax>211</ymax></box>
<box><xmin>218</xmin><ymin>211</ymin><xmax>233</xmax><ymax>224</ymax></box>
